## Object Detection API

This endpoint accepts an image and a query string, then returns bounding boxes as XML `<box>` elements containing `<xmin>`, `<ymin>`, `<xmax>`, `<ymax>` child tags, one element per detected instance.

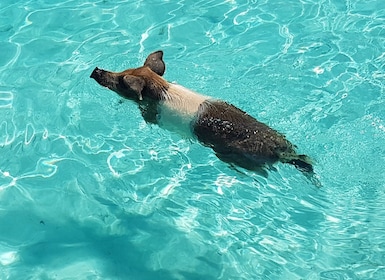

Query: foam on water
<box><xmin>1</xmin><ymin>0</ymin><xmax>385</xmax><ymax>279</ymax></box>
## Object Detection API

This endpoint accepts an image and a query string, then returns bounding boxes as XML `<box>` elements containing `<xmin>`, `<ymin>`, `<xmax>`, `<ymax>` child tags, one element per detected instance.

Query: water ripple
<box><xmin>1</xmin><ymin>0</ymin><xmax>385</xmax><ymax>279</ymax></box>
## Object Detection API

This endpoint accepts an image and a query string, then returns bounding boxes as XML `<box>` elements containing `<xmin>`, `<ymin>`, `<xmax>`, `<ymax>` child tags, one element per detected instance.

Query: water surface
<box><xmin>1</xmin><ymin>0</ymin><xmax>385</xmax><ymax>279</ymax></box>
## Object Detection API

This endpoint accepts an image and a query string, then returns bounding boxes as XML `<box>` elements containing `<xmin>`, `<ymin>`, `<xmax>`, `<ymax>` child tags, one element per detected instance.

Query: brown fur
<box><xmin>91</xmin><ymin>66</ymin><xmax>168</xmax><ymax>101</ymax></box>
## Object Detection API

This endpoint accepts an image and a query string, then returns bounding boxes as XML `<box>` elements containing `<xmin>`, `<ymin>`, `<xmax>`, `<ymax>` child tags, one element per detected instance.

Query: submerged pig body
<box><xmin>90</xmin><ymin>50</ymin><xmax>315</xmax><ymax>179</ymax></box>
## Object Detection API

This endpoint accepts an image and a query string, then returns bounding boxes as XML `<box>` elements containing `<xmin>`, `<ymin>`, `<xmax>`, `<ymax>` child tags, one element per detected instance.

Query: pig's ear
<box><xmin>122</xmin><ymin>75</ymin><xmax>145</xmax><ymax>101</ymax></box>
<box><xmin>143</xmin><ymin>50</ymin><xmax>165</xmax><ymax>76</ymax></box>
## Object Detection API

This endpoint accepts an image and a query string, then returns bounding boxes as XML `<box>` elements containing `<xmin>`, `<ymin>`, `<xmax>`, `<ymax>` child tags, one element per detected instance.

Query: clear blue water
<box><xmin>1</xmin><ymin>0</ymin><xmax>385</xmax><ymax>279</ymax></box>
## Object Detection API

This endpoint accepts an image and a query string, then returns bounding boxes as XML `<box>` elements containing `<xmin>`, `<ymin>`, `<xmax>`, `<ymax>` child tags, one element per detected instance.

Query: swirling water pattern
<box><xmin>0</xmin><ymin>0</ymin><xmax>385</xmax><ymax>279</ymax></box>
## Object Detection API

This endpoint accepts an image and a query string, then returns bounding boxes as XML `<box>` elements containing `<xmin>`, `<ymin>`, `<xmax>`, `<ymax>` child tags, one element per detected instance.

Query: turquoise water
<box><xmin>1</xmin><ymin>0</ymin><xmax>385</xmax><ymax>279</ymax></box>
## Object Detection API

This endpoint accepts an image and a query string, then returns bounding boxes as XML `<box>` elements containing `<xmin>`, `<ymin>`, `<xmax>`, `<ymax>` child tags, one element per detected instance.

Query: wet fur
<box><xmin>90</xmin><ymin>50</ymin><xmax>317</xmax><ymax>183</ymax></box>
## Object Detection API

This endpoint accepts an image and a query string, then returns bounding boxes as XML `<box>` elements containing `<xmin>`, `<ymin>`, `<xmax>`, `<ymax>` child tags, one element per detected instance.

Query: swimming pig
<box><xmin>90</xmin><ymin>50</ymin><xmax>317</xmax><ymax>183</ymax></box>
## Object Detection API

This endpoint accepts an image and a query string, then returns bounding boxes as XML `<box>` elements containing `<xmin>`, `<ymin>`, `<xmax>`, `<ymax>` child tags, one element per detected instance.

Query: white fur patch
<box><xmin>157</xmin><ymin>83</ymin><xmax>208</xmax><ymax>137</ymax></box>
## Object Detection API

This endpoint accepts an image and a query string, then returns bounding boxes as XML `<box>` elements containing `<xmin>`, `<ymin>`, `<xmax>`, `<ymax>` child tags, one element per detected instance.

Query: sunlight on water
<box><xmin>1</xmin><ymin>0</ymin><xmax>385</xmax><ymax>279</ymax></box>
